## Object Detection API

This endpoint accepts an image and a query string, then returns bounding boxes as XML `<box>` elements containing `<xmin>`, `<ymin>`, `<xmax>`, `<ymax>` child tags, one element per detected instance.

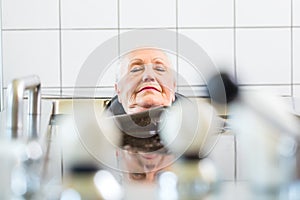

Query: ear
<box><xmin>114</xmin><ymin>83</ymin><xmax>122</xmax><ymax>103</ymax></box>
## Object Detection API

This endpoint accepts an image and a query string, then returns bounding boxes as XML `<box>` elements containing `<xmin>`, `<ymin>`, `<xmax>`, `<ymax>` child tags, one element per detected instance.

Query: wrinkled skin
<box><xmin>115</xmin><ymin>48</ymin><xmax>176</xmax><ymax>114</ymax></box>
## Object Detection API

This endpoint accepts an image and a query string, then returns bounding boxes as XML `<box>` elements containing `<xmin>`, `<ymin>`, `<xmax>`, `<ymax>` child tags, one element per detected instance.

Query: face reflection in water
<box><xmin>117</xmin><ymin>146</ymin><xmax>174</xmax><ymax>183</ymax></box>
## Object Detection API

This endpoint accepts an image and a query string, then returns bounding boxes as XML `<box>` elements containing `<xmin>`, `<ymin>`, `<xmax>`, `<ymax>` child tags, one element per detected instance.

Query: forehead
<box><xmin>126</xmin><ymin>49</ymin><xmax>170</xmax><ymax>62</ymax></box>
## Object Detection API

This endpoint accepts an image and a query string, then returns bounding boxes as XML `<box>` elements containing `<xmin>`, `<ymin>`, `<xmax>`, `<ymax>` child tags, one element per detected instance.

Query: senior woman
<box><xmin>105</xmin><ymin>47</ymin><xmax>190</xmax><ymax>183</ymax></box>
<box><xmin>108</xmin><ymin>47</ymin><xmax>178</xmax><ymax>114</ymax></box>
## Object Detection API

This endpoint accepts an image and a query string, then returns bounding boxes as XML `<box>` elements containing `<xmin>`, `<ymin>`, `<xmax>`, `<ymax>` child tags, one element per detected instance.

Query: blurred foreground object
<box><xmin>1</xmin><ymin>75</ymin><xmax>55</xmax><ymax>199</ymax></box>
<box><xmin>158</xmin><ymin>94</ymin><xmax>223</xmax><ymax>199</ymax></box>
<box><xmin>208</xmin><ymin>72</ymin><xmax>300</xmax><ymax>197</ymax></box>
<box><xmin>58</xmin><ymin>103</ymin><xmax>123</xmax><ymax>199</ymax></box>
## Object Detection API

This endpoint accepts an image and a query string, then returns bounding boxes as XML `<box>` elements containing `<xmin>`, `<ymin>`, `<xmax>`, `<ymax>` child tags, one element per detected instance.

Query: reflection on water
<box><xmin>117</xmin><ymin>145</ymin><xmax>175</xmax><ymax>183</ymax></box>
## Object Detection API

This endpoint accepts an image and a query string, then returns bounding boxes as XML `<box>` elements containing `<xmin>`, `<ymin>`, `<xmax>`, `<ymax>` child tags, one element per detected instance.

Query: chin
<box><xmin>136</xmin><ymin>95</ymin><xmax>164</xmax><ymax>106</ymax></box>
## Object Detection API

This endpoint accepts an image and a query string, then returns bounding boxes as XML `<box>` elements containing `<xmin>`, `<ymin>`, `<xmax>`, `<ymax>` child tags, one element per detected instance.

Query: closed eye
<box><xmin>154</xmin><ymin>64</ymin><xmax>166</xmax><ymax>72</ymax></box>
<box><xmin>130</xmin><ymin>65</ymin><xmax>144</xmax><ymax>73</ymax></box>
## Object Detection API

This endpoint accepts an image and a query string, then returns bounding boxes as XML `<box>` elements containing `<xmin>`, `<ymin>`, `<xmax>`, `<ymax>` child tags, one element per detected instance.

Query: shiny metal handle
<box><xmin>6</xmin><ymin>75</ymin><xmax>41</xmax><ymax>139</ymax></box>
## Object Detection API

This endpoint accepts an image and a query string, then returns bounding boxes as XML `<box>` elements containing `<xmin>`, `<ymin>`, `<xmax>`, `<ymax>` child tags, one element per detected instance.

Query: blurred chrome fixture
<box><xmin>208</xmin><ymin>72</ymin><xmax>300</xmax><ymax>195</ymax></box>
<box><xmin>0</xmin><ymin>7</ymin><xmax>3</xmax><ymax>112</ymax></box>
<box><xmin>6</xmin><ymin>75</ymin><xmax>41</xmax><ymax>139</ymax></box>
<box><xmin>0</xmin><ymin>65</ymin><xmax>3</xmax><ymax>112</ymax></box>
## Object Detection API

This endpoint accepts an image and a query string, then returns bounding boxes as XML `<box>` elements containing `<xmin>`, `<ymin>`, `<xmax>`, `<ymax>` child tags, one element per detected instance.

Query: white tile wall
<box><xmin>119</xmin><ymin>29</ymin><xmax>177</xmax><ymax>58</ymax></box>
<box><xmin>236</xmin><ymin>134</ymin><xmax>247</xmax><ymax>181</ymax></box>
<box><xmin>119</xmin><ymin>0</ymin><xmax>176</xmax><ymax>28</ymax></box>
<box><xmin>2</xmin><ymin>0</ymin><xmax>59</xmax><ymax>29</ymax></box>
<box><xmin>239</xmin><ymin>85</ymin><xmax>291</xmax><ymax>97</ymax></box>
<box><xmin>208</xmin><ymin>134</ymin><xmax>235</xmax><ymax>181</ymax></box>
<box><xmin>1</xmin><ymin>0</ymin><xmax>298</xmax><ymax>98</ymax></box>
<box><xmin>61</xmin><ymin>0</ymin><xmax>118</xmax><ymax>28</ymax></box>
<box><xmin>294</xmin><ymin>28</ymin><xmax>300</xmax><ymax>84</ymax></box>
<box><xmin>177</xmin><ymin>56</ymin><xmax>206</xmax><ymax>86</ymax></box>
<box><xmin>236</xmin><ymin>0</ymin><xmax>291</xmax><ymax>27</ymax></box>
<box><xmin>177</xmin><ymin>86</ymin><xmax>208</xmax><ymax>97</ymax></box>
<box><xmin>236</xmin><ymin>28</ymin><xmax>291</xmax><ymax>86</ymax></box>
<box><xmin>41</xmin><ymin>88</ymin><xmax>62</xmax><ymax>98</ymax></box>
<box><xmin>2</xmin><ymin>31</ymin><xmax>60</xmax><ymax>87</ymax></box>
<box><xmin>178</xmin><ymin>29</ymin><xmax>235</xmax><ymax>86</ymax></box>
<box><xmin>294</xmin><ymin>85</ymin><xmax>300</xmax><ymax>98</ymax></box>
<box><xmin>178</xmin><ymin>0</ymin><xmax>234</xmax><ymax>27</ymax></box>
<box><xmin>62</xmin><ymin>87</ymin><xmax>116</xmax><ymax>98</ymax></box>
<box><xmin>61</xmin><ymin>30</ymin><xmax>118</xmax><ymax>87</ymax></box>
<box><xmin>293</xmin><ymin>0</ymin><xmax>300</xmax><ymax>26</ymax></box>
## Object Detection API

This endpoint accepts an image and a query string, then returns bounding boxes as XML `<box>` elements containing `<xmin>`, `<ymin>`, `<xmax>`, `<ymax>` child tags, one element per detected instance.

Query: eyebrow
<box><xmin>128</xmin><ymin>58</ymin><xmax>144</xmax><ymax>66</ymax></box>
<box><xmin>151</xmin><ymin>57</ymin><xmax>167</xmax><ymax>63</ymax></box>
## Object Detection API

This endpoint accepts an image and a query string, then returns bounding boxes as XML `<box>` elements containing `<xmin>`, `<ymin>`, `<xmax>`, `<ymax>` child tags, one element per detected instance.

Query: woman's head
<box><xmin>115</xmin><ymin>48</ymin><xmax>176</xmax><ymax>114</ymax></box>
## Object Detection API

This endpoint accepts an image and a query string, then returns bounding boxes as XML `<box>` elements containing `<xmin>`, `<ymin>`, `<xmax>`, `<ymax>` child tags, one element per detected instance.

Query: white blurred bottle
<box><xmin>230</xmin><ymin>91</ymin><xmax>299</xmax><ymax>195</ymax></box>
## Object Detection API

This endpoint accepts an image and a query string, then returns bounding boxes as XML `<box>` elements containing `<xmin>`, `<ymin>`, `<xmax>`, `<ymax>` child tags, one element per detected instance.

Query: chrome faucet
<box><xmin>6</xmin><ymin>75</ymin><xmax>41</xmax><ymax>139</ymax></box>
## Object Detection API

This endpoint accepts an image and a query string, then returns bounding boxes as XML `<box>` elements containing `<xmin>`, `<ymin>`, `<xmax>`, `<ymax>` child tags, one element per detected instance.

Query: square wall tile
<box><xmin>208</xmin><ymin>134</ymin><xmax>235</xmax><ymax>181</ymax></box>
<box><xmin>177</xmin><ymin>86</ymin><xmax>208</xmax><ymax>97</ymax></box>
<box><xmin>177</xmin><ymin>56</ymin><xmax>206</xmax><ymax>86</ymax></box>
<box><xmin>178</xmin><ymin>29</ymin><xmax>235</xmax><ymax>86</ymax></box>
<box><xmin>2</xmin><ymin>31</ymin><xmax>60</xmax><ymax>87</ymax></box>
<box><xmin>61</xmin><ymin>87</ymin><xmax>89</xmax><ymax>98</ymax></box>
<box><xmin>236</xmin><ymin>134</ymin><xmax>248</xmax><ymax>181</ymax></box>
<box><xmin>119</xmin><ymin>0</ymin><xmax>176</xmax><ymax>28</ymax></box>
<box><xmin>61</xmin><ymin>30</ymin><xmax>118</xmax><ymax>87</ymax></box>
<box><xmin>292</xmin><ymin>86</ymin><xmax>300</xmax><ymax>115</ymax></box>
<box><xmin>62</xmin><ymin>87</ymin><xmax>115</xmax><ymax>98</ymax></box>
<box><xmin>293</xmin><ymin>28</ymin><xmax>300</xmax><ymax>84</ymax></box>
<box><xmin>293</xmin><ymin>0</ymin><xmax>300</xmax><ymax>26</ymax></box>
<box><xmin>41</xmin><ymin>88</ymin><xmax>62</xmax><ymax>98</ymax></box>
<box><xmin>2</xmin><ymin>0</ymin><xmax>59</xmax><ymax>29</ymax></box>
<box><xmin>178</xmin><ymin>0</ymin><xmax>234</xmax><ymax>27</ymax></box>
<box><xmin>239</xmin><ymin>85</ymin><xmax>291</xmax><ymax>97</ymax></box>
<box><xmin>236</xmin><ymin>29</ymin><xmax>291</xmax><ymax>85</ymax></box>
<box><xmin>61</xmin><ymin>0</ymin><xmax>118</xmax><ymax>28</ymax></box>
<box><xmin>236</xmin><ymin>0</ymin><xmax>291</xmax><ymax>26</ymax></box>
<box><xmin>294</xmin><ymin>85</ymin><xmax>300</xmax><ymax>98</ymax></box>
<box><xmin>119</xmin><ymin>29</ymin><xmax>177</xmax><ymax>57</ymax></box>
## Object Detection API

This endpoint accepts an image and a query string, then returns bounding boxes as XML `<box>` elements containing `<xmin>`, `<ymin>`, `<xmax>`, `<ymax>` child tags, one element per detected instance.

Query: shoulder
<box><xmin>104</xmin><ymin>95</ymin><xmax>126</xmax><ymax>116</ymax></box>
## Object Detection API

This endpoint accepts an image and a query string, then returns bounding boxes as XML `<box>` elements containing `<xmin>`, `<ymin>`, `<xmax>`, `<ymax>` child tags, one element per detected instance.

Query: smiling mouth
<box><xmin>138</xmin><ymin>86</ymin><xmax>160</xmax><ymax>93</ymax></box>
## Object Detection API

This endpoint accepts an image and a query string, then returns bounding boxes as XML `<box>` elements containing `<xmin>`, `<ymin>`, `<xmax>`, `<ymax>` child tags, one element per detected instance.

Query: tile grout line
<box><xmin>233</xmin><ymin>0</ymin><xmax>237</xmax><ymax>83</ymax></box>
<box><xmin>291</xmin><ymin>0</ymin><xmax>294</xmax><ymax>97</ymax></box>
<box><xmin>58</xmin><ymin>0</ymin><xmax>63</xmax><ymax>96</ymax></box>
<box><xmin>234</xmin><ymin>134</ymin><xmax>237</xmax><ymax>182</ymax></box>
<box><xmin>117</xmin><ymin>0</ymin><xmax>120</xmax><ymax>57</ymax></box>
<box><xmin>291</xmin><ymin>0</ymin><xmax>296</xmax><ymax>111</ymax></box>
<box><xmin>3</xmin><ymin>26</ymin><xmax>300</xmax><ymax>31</ymax></box>
<box><xmin>3</xmin><ymin>82</ymin><xmax>297</xmax><ymax>90</ymax></box>
<box><xmin>176</xmin><ymin>0</ymin><xmax>179</xmax><ymax>92</ymax></box>
<box><xmin>233</xmin><ymin>0</ymin><xmax>238</xmax><ymax>181</ymax></box>
<box><xmin>0</xmin><ymin>0</ymin><xmax>4</xmax><ymax>111</ymax></box>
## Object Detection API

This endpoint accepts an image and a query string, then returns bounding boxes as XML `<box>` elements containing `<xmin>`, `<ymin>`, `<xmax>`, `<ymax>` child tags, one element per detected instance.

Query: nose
<box><xmin>142</xmin><ymin>67</ymin><xmax>155</xmax><ymax>82</ymax></box>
